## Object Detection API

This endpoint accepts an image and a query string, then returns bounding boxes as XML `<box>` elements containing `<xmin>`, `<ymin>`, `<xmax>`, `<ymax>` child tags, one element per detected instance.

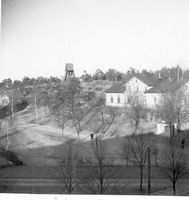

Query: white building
<box><xmin>0</xmin><ymin>94</ymin><xmax>9</xmax><ymax>107</ymax></box>
<box><xmin>105</xmin><ymin>75</ymin><xmax>189</xmax><ymax>108</ymax></box>
<box><xmin>105</xmin><ymin>74</ymin><xmax>160</xmax><ymax>107</ymax></box>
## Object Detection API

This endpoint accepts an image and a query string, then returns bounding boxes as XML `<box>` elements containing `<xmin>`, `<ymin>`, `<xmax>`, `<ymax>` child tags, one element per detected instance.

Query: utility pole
<box><xmin>6</xmin><ymin>118</ymin><xmax>10</xmax><ymax>150</ymax></box>
<box><xmin>177</xmin><ymin>66</ymin><xmax>180</xmax><ymax>82</ymax></box>
<box><xmin>147</xmin><ymin>146</ymin><xmax>151</xmax><ymax>195</ymax></box>
<box><xmin>11</xmin><ymin>88</ymin><xmax>14</xmax><ymax>134</ymax></box>
<box><xmin>34</xmin><ymin>84</ymin><xmax>38</xmax><ymax>124</ymax></box>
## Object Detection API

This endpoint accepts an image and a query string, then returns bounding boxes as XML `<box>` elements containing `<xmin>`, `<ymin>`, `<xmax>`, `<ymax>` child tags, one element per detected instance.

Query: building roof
<box><xmin>145</xmin><ymin>80</ymin><xmax>185</xmax><ymax>94</ymax></box>
<box><xmin>65</xmin><ymin>63</ymin><xmax>74</xmax><ymax>71</ymax></box>
<box><xmin>125</xmin><ymin>74</ymin><xmax>159</xmax><ymax>86</ymax></box>
<box><xmin>105</xmin><ymin>83</ymin><xmax>125</xmax><ymax>93</ymax></box>
<box><xmin>105</xmin><ymin>74</ymin><xmax>160</xmax><ymax>94</ymax></box>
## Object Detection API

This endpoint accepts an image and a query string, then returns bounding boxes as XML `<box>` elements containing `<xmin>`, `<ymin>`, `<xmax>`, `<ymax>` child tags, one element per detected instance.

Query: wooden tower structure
<box><xmin>64</xmin><ymin>63</ymin><xmax>75</xmax><ymax>81</ymax></box>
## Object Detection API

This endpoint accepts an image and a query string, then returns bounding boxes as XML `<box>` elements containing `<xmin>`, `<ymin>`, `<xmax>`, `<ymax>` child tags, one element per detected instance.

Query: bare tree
<box><xmin>156</xmin><ymin>82</ymin><xmax>189</xmax><ymax>135</ymax></box>
<box><xmin>120</xmin><ymin>145</ymin><xmax>131</xmax><ymax>167</ymax></box>
<box><xmin>87</xmin><ymin>104</ymin><xmax>118</xmax><ymax>140</ymax></box>
<box><xmin>56</xmin><ymin>141</ymin><xmax>79</xmax><ymax>194</ymax></box>
<box><xmin>160</xmin><ymin>142</ymin><xmax>188</xmax><ymax>195</ymax></box>
<box><xmin>82</xmin><ymin>139</ymin><xmax>120</xmax><ymax>194</ymax></box>
<box><xmin>58</xmin><ymin>78</ymin><xmax>99</xmax><ymax>141</ymax></box>
<box><xmin>125</xmin><ymin>92</ymin><xmax>147</xmax><ymax>134</ymax></box>
<box><xmin>0</xmin><ymin>171</ymin><xmax>15</xmax><ymax>193</ymax></box>
<box><xmin>152</xmin><ymin>146</ymin><xmax>159</xmax><ymax>167</ymax></box>
<box><xmin>81</xmin><ymin>104</ymin><xmax>120</xmax><ymax>194</ymax></box>
<box><xmin>123</xmin><ymin>133</ymin><xmax>155</xmax><ymax>190</ymax></box>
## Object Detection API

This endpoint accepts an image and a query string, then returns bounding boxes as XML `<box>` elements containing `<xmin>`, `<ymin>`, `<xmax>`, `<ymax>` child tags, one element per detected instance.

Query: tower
<box><xmin>64</xmin><ymin>63</ymin><xmax>75</xmax><ymax>81</ymax></box>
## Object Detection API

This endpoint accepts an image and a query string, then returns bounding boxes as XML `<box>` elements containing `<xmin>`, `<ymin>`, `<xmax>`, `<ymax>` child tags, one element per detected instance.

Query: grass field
<box><xmin>0</xmin><ymin>103</ymin><xmax>189</xmax><ymax>166</ymax></box>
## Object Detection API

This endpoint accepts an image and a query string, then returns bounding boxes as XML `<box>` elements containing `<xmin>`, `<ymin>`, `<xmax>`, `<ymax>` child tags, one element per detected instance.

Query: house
<box><xmin>0</xmin><ymin>94</ymin><xmax>9</xmax><ymax>107</ymax></box>
<box><xmin>105</xmin><ymin>74</ymin><xmax>160</xmax><ymax>107</ymax></box>
<box><xmin>105</xmin><ymin>73</ymin><xmax>189</xmax><ymax>108</ymax></box>
<box><xmin>105</xmin><ymin>83</ymin><xmax>126</xmax><ymax>107</ymax></box>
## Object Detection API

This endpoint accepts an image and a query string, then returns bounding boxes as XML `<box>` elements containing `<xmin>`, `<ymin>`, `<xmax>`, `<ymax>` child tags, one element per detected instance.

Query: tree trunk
<box><xmin>147</xmin><ymin>147</ymin><xmax>151</xmax><ymax>195</ymax></box>
<box><xmin>61</xmin><ymin>123</ymin><xmax>64</xmax><ymax>137</ymax></box>
<box><xmin>140</xmin><ymin>167</ymin><xmax>143</xmax><ymax>191</ymax></box>
<box><xmin>173</xmin><ymin>182</ymin><xmax>176</xmax><ymax>196</ymax></box>
<box><xmin>169</xmin><ymin>123</ymin><xmax>172</xmax><ymax>138</ymax></box>
<box><xmin>150</xmin><ymin>111</ymin><xmax>153</xmax><ymax>121</ymax></box>
<box><xmin>77</xmin><ymin>130</ymin><xmax>80</xmax><ymax>142</ymax></box>
<box><xmin>154</xmin><ymin>154</ymin><xmax>157</xmax><ymax>166</ymax></box>
<box><xmin>99</xmin><ymin>161</ymin><xmax>103</xmax><ymax>194</ymax></box>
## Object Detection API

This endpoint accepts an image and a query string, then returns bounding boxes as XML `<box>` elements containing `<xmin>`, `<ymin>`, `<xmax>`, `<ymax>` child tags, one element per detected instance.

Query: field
<box><xmin>0</xmin><ymin>94</ymin><xmax>189</xmax><ymax>195</ymax></box>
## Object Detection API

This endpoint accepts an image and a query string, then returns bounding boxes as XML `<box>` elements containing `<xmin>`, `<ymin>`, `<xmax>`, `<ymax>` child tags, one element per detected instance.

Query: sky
<box><xmin>1</xmin><ymin>0</ymin><xmax>189</xmax><ymax>81</ymax></box>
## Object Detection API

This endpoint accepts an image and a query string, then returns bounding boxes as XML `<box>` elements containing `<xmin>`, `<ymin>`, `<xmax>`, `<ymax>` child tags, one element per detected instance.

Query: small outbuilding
<box><xmin>156</xmin><ymin>121</ymin><xmax>177</xmax><ymax>137</ymax></box>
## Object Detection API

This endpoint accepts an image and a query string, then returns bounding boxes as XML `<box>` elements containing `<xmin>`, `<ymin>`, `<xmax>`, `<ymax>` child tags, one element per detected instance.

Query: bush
<box><xmin>0</xmin><ymin>105</ymin><xmax>11</xmax><ymax>119</ymax></box>
<box><xmin>14</xmin><ymin>100</ymin><xmax>29</xmax><ymax>112</ymax></box>
<box><xmin>0</xmin><ymin>148</ymin><xmax>23</xmax><ymax>166</ymax></box>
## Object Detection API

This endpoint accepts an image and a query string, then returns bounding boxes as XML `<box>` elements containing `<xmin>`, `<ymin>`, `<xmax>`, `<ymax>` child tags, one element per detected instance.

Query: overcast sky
<box><xmin>1</xmin><ymin>0</ymin><xmax>189</xmax><ymax>81</ymax></box>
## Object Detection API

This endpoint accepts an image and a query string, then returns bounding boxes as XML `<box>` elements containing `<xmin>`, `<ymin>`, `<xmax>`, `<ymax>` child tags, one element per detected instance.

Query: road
<box><xmin>1</xmin><ymin>178</ymin><xmax>189</xmax><ymax>195</ymax></box>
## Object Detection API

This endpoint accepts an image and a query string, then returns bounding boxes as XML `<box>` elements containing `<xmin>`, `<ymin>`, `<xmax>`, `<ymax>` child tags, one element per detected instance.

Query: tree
<box><xmin>86</xmin><ymin>103</ymin><xmax>118</xmax><ymax>140</ymax></box>
<box><xmin>82</xmin><ymin>139</ymin><xmax>120</xmax><ymax>194</ymax></box>
<box><xmin>155</xmin><ymin>81</ymin><xmax>189</xmax><ymax>134</ymax></box>
<box><xmin>48</xmin><ymin>76</ymin><xmax>62</xmax><ymax>86</ymax></box>
<box><xmin>37</xmin><ymin>85</ymin><xmax>51</xmax><ymax>114</ymax></box>
<box><xmin>53</xmin><ymin>78</ymin><xmax>99</xmax><ymax>141</ymax></box>
<box><xmin>93</xmin><ymin>69</ymin><xmax>105</xmax><ymax>80</ymax></box>
<box><xmin>120</xmin><ymin>145</ymin><xmax>131</xmax><ymax>167</ymax></box>
<box><xmin>124</xmin><ymin>92</ymin><xmax>147</xmax><ymax>134</ymax></box>
<box><xmin>123</xmin><ymin>133</ymin><xmax>155</xmax><ymax>190</ymax></box>
<box><xmin>105</xmin><ymin>68</ymin><xmax>117</xmax><ymax>81</ymax></box>
<box><xmin>35</xmin><ymin>76</ymin><xmax>48</xmax><ymax>85</ymax></box>
<box><xmin>152</xmin><ymin>146</ymin><xmax>159</xmax><ymax>166</ymax></box>
<box><xmin>0</xmin><ymin>170</ymin><xmax>15</xmax><ymax>192</ymax></box>
<box><xmin>160</xmin><ymin>142</ymin><xmax>188</xmax><ymax>195</ymax></box>
<box><xmin>22</xmin><ymin>76</ymin><xmax>32</xmax><ymax>87</ymax></box>
<box><xmin>80</xmin><ymin>71</ymin><xmax>92</xmax><ymax>82</ymax></box>
<box><xmin>56</xmin><ymin>141</ymin><xmax>79</xmax><ymax>194</ymax></box>
<box><xmin>1</xmin><ymin>78</ymin><xmax>12</xmax><ymax>89</ymax></box>
<box><xmin>51</xmin><ymin>85</ymin><xmax>70</xmax><ymax>136</ymax></box>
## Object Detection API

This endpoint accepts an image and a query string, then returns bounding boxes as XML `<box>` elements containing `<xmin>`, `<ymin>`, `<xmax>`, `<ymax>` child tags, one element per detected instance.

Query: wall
<box><xmin>157</xmin><ymin>122</ymin><xmax>177</xmax><ymax>136</ymax></box>
<box><xmin>125</xmin><ymin>77</ymin><xmax>152</xmax><ymax>93</ymax></box>
<box><xmin>145</xmin><ymin>93</ymin><xmax>163</xmax><ymax>108</ymax></box>
<box><xmin>106</xmin><ymin>93</ymin><xmax>125</xmax><ymax>107</ymax></box>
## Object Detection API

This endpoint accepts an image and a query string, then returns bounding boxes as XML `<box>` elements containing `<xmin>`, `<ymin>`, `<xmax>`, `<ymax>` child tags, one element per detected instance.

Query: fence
<box><xmin>18</xmin><ymin>155</ymin><xmax>62</xmax><ymax>166</ymax></box>
<box><xmin>17</xmin><ymin>154</ymin><xmax>160</xmax><ymax>167</ymax></box>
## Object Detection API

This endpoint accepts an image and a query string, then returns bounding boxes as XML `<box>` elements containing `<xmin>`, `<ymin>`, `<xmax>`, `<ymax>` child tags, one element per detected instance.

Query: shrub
<box><xmin>0</xmin><ymin>148</ymin><xmax>23</xmax><ymax>166</ymax></box>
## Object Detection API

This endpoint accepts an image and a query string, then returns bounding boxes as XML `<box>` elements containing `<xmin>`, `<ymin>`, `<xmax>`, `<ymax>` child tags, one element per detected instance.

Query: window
<box><xmin>136</xmin><ymin>86</ymin><xmax>139</xmax><ymax>92</ymax></box>
<box><xmin>117</xmin><ymin>95</ymin><xmax>120</xmax><ymax>104</ymax></box>
<box><xmin>154</xmin><ymin>97</ymin><xmax>156</xmax><ymax>104</ymax></box>
<box><xmin>111</xmin><ymin>96</ymin><xmax>113</xmax><ymax>103</ymax></box>
<box><xmin>128</xmin><ymin>96</ymin><xmax>131</xmax><ymax>103</ymax></box>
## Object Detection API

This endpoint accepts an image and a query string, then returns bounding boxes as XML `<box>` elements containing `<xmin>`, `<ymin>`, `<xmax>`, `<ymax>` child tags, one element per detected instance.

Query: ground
<box><xmin>0</xmin><ymin>104</ymin><xmax>189</xmax><ymax>195</ymax></box>
<box><xmin>0</xmin><ymin>104</ymin><xmax>158</xmax><ymax>165</ymax></box>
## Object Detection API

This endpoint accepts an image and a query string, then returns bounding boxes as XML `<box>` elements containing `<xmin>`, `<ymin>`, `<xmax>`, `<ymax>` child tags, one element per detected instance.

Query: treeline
<box><xmin>81</xmin><ymin>65</ymin><xmax>189</xmax><ymax>82</ymax></box>
<box><xmin>1</xmin><ymin>65</ymin><xmax>189</xmax><ymax>91</ymax></box>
